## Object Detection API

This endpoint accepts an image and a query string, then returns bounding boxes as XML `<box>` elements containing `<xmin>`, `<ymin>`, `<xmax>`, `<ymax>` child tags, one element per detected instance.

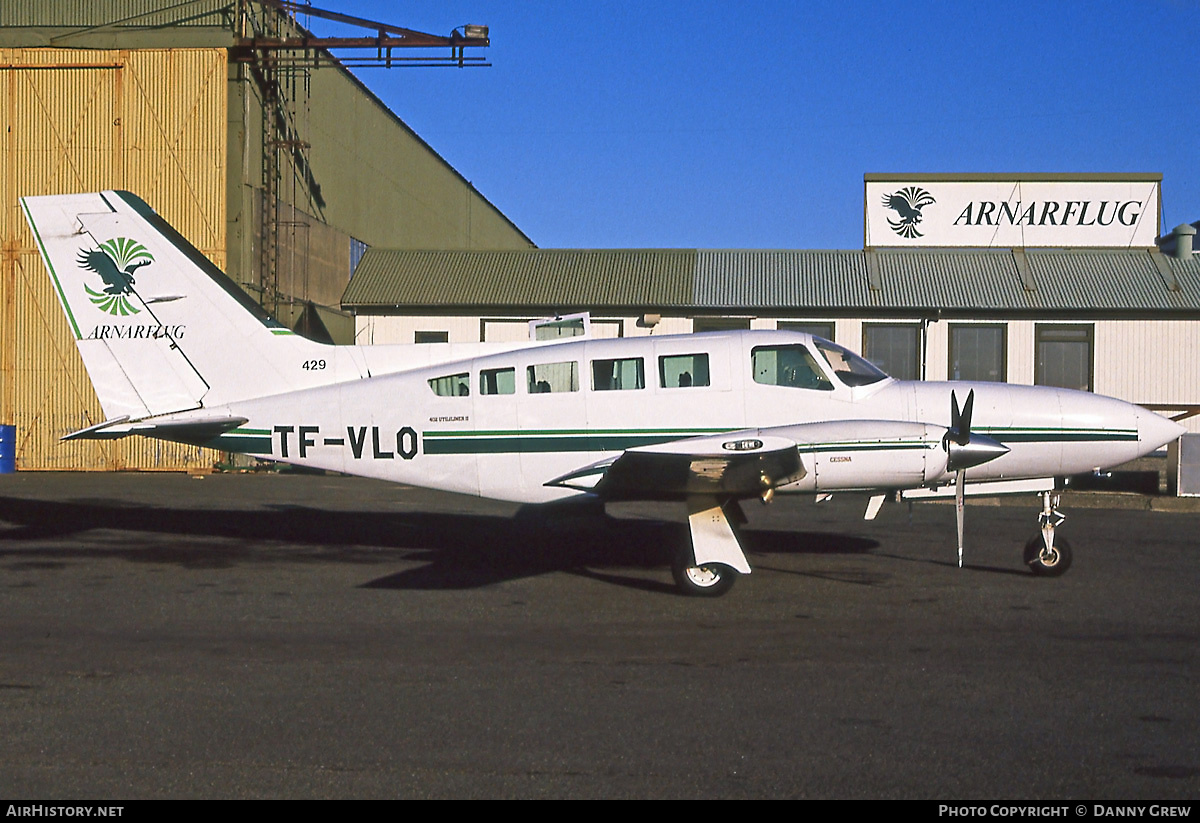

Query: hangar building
<box><xmin>345</xmin><ymin>174</ymin><xmax>1200</xmax><ymax>433</ymax></box>
<box><xmin>0</xmin><ymin>0</ymin><xmax>532</xmax><ymax>470</ymax></box>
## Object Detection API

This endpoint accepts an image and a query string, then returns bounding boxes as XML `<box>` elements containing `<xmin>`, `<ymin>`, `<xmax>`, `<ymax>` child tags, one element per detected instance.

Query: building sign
<box><xmin>864</xmin><ymin>176</ymin><xmax>1161</xmax><ymax>248</ymax></box>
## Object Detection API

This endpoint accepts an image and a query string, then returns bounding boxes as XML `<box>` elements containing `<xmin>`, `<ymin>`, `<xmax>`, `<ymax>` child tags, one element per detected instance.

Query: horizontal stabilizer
<box><xmin>64</xmin><ymin>415</ymin><xmax>248</xmax><ymax>444</ymax></box>
<box><xmin>62</xmin><ymin>416</ymin><xmax>132</xmax><ymax>440</ymax></box>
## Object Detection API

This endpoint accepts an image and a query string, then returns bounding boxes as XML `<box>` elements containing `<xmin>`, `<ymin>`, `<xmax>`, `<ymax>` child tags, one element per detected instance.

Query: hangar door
<box><xmin>0</xmin><ymin>48</ymin><xmax>227</xmax><ymax>470</ymax></box>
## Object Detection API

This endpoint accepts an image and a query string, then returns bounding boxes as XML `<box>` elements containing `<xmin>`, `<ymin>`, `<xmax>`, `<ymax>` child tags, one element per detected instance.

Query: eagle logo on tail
<box><xmin>76</xmin><ymin>238</ymin><xmax>154</xmax><ymax>316</ymax></box>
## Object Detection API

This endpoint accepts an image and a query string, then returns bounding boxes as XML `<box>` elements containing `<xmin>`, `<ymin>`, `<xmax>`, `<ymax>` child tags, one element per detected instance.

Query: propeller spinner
<box><xmin>945</xmin><ymin>390</ymin><xmax>1009</xmax><ymax>471</ymax></box>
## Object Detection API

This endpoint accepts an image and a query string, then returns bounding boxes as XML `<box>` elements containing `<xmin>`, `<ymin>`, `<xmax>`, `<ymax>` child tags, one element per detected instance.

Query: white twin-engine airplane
<box><xmin>22</xmin><ymin>191</ymin><xmax>1185</xmax><ymax>596</ymax></box>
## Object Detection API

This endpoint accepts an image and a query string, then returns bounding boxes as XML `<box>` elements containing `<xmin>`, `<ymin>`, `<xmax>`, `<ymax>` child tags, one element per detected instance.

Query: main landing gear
<box><xmin>672</xmin><ymin>497</ymin><xmax>752</xmax><ymax>597</ymax></box>
<box><xmin>1024</xmin><ymin>490</ymin><xmax>1073</xmax><ymax>576</ymax></box>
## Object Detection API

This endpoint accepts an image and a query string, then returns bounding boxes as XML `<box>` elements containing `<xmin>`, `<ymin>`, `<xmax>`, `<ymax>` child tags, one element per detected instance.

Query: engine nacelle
<box><xmin>772</xmin><ymin>420</ymin><xmax>952</xmax><ymax>492</ymax></box>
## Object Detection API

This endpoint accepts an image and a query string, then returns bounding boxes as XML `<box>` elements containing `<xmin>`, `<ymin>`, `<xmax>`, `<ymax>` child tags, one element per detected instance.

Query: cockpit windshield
<box><xmin>813</xmin><ymin>337</ymin><xmax>889</xmax><ymax>387</ymax></box>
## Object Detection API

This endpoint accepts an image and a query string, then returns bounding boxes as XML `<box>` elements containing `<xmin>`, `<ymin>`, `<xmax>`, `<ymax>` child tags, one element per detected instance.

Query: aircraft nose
<box><xmin>1138</xmin><ymin>410</ymin><xmax>1186</xmax><ymax>453</ymax></box>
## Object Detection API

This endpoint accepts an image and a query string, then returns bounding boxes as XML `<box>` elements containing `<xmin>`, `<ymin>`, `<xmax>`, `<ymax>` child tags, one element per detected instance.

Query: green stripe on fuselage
<box><xmin>424</xmin><ymin>432</ymin><xmax>709</xmax><ymax>454</ymax></box>
<box><xmin>423</xmin><ymin>428</ymin><xmax>937</xmax><ymax>456</ymax></box>
<box><xmin>978</xmin><ymin>428</ymin><xmax>1138</xmax><ymax>442</ymax></box>
<box><xmin>796</xmin><ymin>441</ymin><xmax>931</xmax><ymax>454</ymax></box>
<box><xmin>423</xmin><ymin>427</ymin><xmax>730</xmax><ymax>438</ymax></box>
<box><xmin>205</xmin><ymin>429</ymin><xmax>273</xmax><ymax>454</ymax></box>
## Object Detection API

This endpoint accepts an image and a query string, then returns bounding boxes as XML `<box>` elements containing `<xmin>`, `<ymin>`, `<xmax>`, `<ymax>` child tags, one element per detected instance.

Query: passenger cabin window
<box><xmin>659</xmin><ymin>353</ymin><xmax>709</xmax><ymax>388</ymax></box>
<box><xmin>414</xmin><ymin>331</ymin><xmax>448</xmax><ymax>344</ymax></box>
<box><xmin>752</xmin><ymin>345</ymin><xmax>833</xmax><ymax>391</ymax></box>
<box><xmin>428</xmin><ymin>372</ymin><xmax>470</xmax><ymax>397</ymax></box>
<box><xmin>813</xmin><ymin>338</ymin><xmax>888</xmax><ymax>387</ymax></box>
<box><xmin>480</xmin><ymin>367</ymin><xmax>516</xmax><ymax>395</ymax></box>
<box><xmin>527</xmin><ymin>361</ymin><xmax>579</xmax><ymax>393</ymax></box>
<box><xmin>592</xmin><ymin>357</ymin><xmax>644</xmax><ymax>391</ymax></box>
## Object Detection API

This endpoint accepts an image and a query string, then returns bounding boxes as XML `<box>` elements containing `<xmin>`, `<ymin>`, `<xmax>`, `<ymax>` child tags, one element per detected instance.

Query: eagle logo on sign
<box><xmin>76</xmin><ymin>238</ymin><xmax>154</xmax><ymax>316</ymax></box>
<box><xmin>882</xmin><ymin>186</ymin><xmax>936</xmax><ymax>239</ymax></box>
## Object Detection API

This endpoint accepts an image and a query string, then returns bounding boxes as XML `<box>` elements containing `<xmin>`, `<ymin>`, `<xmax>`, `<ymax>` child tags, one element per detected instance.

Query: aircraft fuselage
<box><xmin>212</xmin><ymin>330</ymin><xmax>1172</xmax><ymax>504</ymax></box>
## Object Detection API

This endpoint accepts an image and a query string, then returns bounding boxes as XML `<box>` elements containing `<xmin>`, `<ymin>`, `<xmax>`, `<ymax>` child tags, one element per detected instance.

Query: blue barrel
<box><xmin>0</xmin><ymin>424</ymin><xmax>15</xmax><ymax>474</ymax></box>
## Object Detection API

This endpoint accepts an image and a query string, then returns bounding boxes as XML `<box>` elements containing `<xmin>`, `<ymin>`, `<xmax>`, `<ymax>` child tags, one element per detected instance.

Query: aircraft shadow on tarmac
<box><xmin>0</xmin><ymin>493</ymin><xmax>879</xmax><ymax>594</ymax></box>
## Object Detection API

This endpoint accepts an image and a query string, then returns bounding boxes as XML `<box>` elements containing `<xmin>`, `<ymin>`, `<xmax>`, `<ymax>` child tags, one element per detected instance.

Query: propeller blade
<box><xmin>955</xmin><ymin>468</ymin><xmax>965</xmax><ymax>568</ymax></box>
<box><xmin>958</xmin><ymin>390</ymin><xmax>975</xmax><ymax>445</ymax></box>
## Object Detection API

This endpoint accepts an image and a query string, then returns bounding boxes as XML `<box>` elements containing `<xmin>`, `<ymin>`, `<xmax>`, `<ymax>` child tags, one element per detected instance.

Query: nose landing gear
<box><xmin>1025</xmin><ymin>491</ymin><xmax>1073</xmax><ymax>576</ymax></box>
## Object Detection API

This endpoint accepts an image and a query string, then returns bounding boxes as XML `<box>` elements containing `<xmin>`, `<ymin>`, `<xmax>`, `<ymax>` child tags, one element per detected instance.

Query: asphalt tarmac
<box><xmin>0</xmin><ymin>471</ymin><xmax>1197</xmax><ymax>799</ymax></box>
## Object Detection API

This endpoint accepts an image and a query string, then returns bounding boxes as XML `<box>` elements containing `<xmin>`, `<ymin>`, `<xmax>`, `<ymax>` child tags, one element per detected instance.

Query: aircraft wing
<box><xmin>546</xmin><ymin>431</ymin><xmax>805</xmax><ymax>501</ymax></box>
<box><xmin>546</xmin><ymin>418</ymin><xmax>964</xmax><ymax>504</ymax></box>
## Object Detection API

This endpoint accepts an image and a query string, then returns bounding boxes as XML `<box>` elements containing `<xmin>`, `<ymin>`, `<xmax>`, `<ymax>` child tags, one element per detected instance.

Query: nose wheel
<box><xmin>1025</xmin><ymin>491</ymin><xmax>1073</xmax><ymax>576</ymax></box>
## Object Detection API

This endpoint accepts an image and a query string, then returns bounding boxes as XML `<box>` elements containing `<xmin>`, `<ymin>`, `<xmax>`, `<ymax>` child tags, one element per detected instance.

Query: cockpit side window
<box><xmin>813</xmin><ymin>338</ymin><xmax>888</xmax><ymax>386</ymax></box>
<box><xmin>751</xmin><ymin>345</ymin><xmax>834</xmax><ymax>391</ymax></box>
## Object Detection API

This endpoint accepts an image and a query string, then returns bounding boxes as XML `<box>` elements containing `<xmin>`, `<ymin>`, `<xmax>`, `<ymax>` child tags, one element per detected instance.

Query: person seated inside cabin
<box><xmin>679</xmin><ymin>371</ymin><xmax>692</xmax><ymax>387</ymax></box>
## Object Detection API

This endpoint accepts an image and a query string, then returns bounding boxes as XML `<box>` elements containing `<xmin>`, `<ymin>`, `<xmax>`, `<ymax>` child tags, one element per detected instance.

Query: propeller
<box><xmin>943</xmin><ymin>389</ymin><xmax>1010</xmax><ymax>568</ymax></box>
<box><xmin>951</xmin><ymin>391</ymin><xmax>970</xmax><ymax>568</ymax></box>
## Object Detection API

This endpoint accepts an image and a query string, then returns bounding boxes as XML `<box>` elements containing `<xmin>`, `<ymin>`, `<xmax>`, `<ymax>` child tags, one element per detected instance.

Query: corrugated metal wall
<box><xmin>1</xmin><ymin>47</ymin><xmax>227</xmax><ymax>469</ymax></box>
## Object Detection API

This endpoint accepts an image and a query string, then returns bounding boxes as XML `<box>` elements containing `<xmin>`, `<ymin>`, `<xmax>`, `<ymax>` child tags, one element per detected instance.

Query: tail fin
<box><xmin>21</xmin><ymin>191</ymin><xmax>329</xmax><ymax>422</ymax></box>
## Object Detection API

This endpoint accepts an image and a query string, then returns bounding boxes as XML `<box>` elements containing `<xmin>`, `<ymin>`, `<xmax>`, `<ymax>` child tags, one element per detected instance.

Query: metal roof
<box><xmin>345</xmin><ymin>250</ymin><xmax>695</xmax><ymax>309</ymax></box>
<box><xmin>343</xmin><ymin>248</ymin><xmax>1200</xmax><ymax>315</ymax></box>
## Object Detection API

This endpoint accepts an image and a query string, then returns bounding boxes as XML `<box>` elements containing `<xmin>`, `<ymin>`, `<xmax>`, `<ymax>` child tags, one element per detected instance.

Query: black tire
<box><xmin>671</xmin><ymin>550</ymin><xmax>737</xmax><ymax>597</ymax></box>
<box><xmin>1024</xmin><ymin>533</ymin><xmax>1073</xmax><ymax>577</ymax></box>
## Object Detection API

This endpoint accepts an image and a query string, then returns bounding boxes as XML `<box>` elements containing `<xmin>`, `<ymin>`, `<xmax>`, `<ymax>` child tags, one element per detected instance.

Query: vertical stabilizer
<box><xmin>21</xmin><ymin>191</ymin><xmax>333</xmax><ymax>420</ymax></box>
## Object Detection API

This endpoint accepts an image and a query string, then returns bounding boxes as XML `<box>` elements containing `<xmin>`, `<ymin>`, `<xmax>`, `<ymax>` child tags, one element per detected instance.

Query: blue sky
<box><xmin>306</xmin><ymin>1</ymin><xmax>1199</xmax><ymax>249</ymax></box>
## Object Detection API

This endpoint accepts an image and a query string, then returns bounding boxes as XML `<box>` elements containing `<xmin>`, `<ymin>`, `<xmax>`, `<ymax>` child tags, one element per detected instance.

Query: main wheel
<box><xmin>1024</xmin><ymin>533</ymin><xmax>1073</xmax><ymax>577</ymax></box>
<box><xmin>671</xmin><ymin>550</ymin><xmax>737</xmax><ymax>597</ymax></box>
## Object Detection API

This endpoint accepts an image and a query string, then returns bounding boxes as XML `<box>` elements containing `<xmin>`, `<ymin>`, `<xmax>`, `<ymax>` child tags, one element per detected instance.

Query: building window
<box><xmin>415</xmin><ymin>331</ymin><xmax>448</xmax><ymax>344</ymax></box>
<box><xmin>692</xmin><ymin>317</ymin><xmax>751</xmax><ymax>333</ymax></box>
<box><xmin>863</xmin><ymin>324</ymin><xmax>920</xmax><ymax>381</ymax></box>
<box><xmin>949</xmin><ymin>324</ymin><xmax>1006</xmax><ymax>382</ymax></box>
<box><xmin>777</xmin><ymin>321</ymin><xmax>834</xmax><ymax>342</ymax></box>
<box><xmin>531</xmin><ymin>315</ymin><xmax>588</xmax><ymax>340</ymax></box>
<box><xmin>1036</xmin><ymin>324</ymin><xmax>1093</xmax><ymax>391</ymax></box>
